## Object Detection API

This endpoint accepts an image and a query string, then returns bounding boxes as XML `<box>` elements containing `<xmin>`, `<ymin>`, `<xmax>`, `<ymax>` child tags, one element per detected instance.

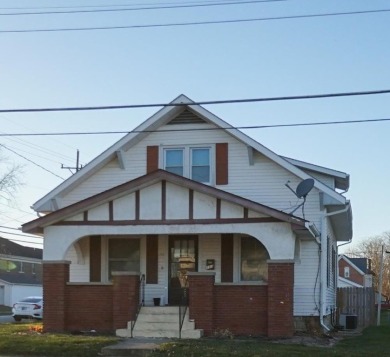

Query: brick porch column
<box><xmin>187</xmin><ymin>272</ymin><xmax>215</xmax><ymax>335</ymax></box>
<box><xmin>267</xmin><ymin>260</ymin><xmax>294</xmax><ymax>338</ymax></box>
<box><xmin>42</xmin><ymin>260</ymin><xmax>70</xmax><ymax>333</ymax></box>
<box><xmin>112</xmin><ymin>272</ymin><xmax>140</xmax><ymax>330</ymax></box>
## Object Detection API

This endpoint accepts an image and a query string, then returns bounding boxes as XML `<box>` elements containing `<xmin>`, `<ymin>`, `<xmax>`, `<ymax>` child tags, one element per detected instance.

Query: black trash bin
<box><xmin>153</xmin><ymin>298</ymin><xmax>161</xmax><ymax>306</ymax></box>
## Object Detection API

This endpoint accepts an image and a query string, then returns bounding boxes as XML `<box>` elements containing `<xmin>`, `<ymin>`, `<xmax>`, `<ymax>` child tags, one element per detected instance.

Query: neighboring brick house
<box><xmin>0</xmin><ymin>237</ymin><xmax>42</xmax><ymax>306</ymax></box>
<box><xmin>22</xmin><ymin>95</ymin><xmax>352</xmax><ymax>338</ymax></box>
<box><xmin>338</xmin><ymin>255</ymin><xmax>373</xmax><ymax>288</ymax></box>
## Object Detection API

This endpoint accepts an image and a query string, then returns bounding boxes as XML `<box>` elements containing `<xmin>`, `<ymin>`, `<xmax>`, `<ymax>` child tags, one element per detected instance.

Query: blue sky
<box><xmin>0</xmin><ymin>0</ymin><xmax>389</xmax><ymax>249</ymax></box>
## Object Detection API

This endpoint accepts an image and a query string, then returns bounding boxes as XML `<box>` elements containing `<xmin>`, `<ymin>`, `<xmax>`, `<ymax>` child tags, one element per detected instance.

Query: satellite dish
<box><xmin>284</xmin><ymin>178</ymin><xmax>315</xmax><ymax>218</ymax></box>
<box><xmin>296</xmin><ymin>178</ymin><xmax>314</xmax><ymax>199</ymax></box>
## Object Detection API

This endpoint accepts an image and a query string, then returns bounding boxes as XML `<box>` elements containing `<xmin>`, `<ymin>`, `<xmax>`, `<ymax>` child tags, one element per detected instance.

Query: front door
<box><xmin>168</xmin><ymin>235</ymin><xmax>198</xmax><ymax>305</ymax></box>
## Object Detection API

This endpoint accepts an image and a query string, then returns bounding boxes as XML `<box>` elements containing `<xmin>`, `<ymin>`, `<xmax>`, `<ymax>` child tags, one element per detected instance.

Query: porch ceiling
<box><xmin>22</xmin><ymin>170</ymin><xmax>307</xmax><ymax>234</ymax></box>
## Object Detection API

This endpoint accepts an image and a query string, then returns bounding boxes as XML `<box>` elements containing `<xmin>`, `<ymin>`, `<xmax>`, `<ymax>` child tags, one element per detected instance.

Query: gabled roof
<box><xmin>338</xmin><ymin>276</ymin><xmax>363</xmax><ymax>288</ymax></box>
<box><xmin>23</xmin><ymin>169</ymin><xmax>307</xmax><ymax>234</ymax></box>
<box><xmin>0</xmin><ymin>237</ymin><xmax>42</xmax><ymax>260</ymax></box>
<box><xmin>338</xmin><ymin>254</ymin><xmax>373</xmax><ymax>276</ymax></box>
<box><xmin>282</xmin><ymin>156</ymin><xmax>350</xmax><ymax>191</ymax></box>
<box><xmin>0</xmin><ymin>274</ymin><xmax>42</xmax><ymax>285</ymax></box>
<box><xmin>32</xmin><ymin>94</ymin><xmax>347</xmax><ymax>213</ymax></box>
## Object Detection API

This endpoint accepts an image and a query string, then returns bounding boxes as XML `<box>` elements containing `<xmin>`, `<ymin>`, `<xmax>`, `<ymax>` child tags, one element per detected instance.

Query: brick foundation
<box><xmin>267</xmin><ymin>261</ymin><xmax>294</xmax><ymax>337</ymax></box>
<box><xmin>188</xmin><ymin>262</ymin><xmax>294</xmax><ymax>338</ymax></box>
<box><xmin>42</xmin><ymin>261</ymin><xmax>140</xmax><ymax>333</ymax></box>
<box><xmin>214</xmin><ymin>284</ymin><xmax>268</xmax><ymax>335</ymax></box>
<box><xmin>42</xmin><ymin>261</ymin><xmax>70</xmax><ymax>333</ymax></box>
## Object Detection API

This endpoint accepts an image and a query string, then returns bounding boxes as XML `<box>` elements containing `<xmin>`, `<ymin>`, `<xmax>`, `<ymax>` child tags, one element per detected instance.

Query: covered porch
<box><xmin>22</xmin><ymin>170</ymin><xmax>311</xmax><ymax>337</ymax></box>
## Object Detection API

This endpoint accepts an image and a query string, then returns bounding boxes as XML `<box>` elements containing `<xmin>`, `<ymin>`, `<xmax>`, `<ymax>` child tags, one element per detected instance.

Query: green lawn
<box><xmin>0</xmin><ymin>322</ymin><xmax>119</xmax><ymax>357</ymax></box>
<box><xmin>152</xmin><ymin>325</ymin><xmax>390</xmax><ymax>357</ymax></box>
<box><xmin>1</xmin><ymin>322</ymin><xmax>390</xmax><ymax>357</ymax></box>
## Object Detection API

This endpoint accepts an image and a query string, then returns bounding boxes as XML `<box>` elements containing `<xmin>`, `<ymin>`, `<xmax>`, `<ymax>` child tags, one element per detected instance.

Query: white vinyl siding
<box><xmin>294</xmin><ymin>240</ymin><xmax>320</xmax><ymax>316</ymax></box>
<box><xmin>66</xmin><ymin>238</ymin><xmax>90</xmax><ymax>283</ymax></box>
<box><xmin>60</xmin><ymin>122</ymin><xmax>322</xmax><ymax>227</ymax></box>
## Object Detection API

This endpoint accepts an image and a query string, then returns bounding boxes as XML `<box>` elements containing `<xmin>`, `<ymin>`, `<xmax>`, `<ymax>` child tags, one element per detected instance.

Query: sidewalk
<box><xmin>101</xmin><ymin>337</ymin><xmax>170</xmax><ymax>356</ymax></box>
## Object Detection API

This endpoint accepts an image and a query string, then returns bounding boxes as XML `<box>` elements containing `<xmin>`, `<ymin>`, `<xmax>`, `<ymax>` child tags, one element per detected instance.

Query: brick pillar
<box><xmin>187</xmin><ymin>272</ymin><xmax>215</xmax><ymax>335</ymax></box>
<box><xmin>42</xmin><ymin>261</ymin><xmax>70</xmax><ymax>333</ymax></box>
<box><xmin>267</xmin><ymin>260</ymin><xmax>294</xmax><ymax>338</ymax></box>
<box><xmin>112</xmin><ymin>272</ymin><xmax>140</xmax><ymax>330</ymax></box>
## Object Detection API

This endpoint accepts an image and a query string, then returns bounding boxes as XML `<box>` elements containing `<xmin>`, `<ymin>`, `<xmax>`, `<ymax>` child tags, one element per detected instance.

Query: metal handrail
<box><xmin>131</xmin><ymin>273</ymin><xmax>145</xmax><ymax>338</ymax></box>
<box><xmin>179</xmin><ymin>276</ymin><xmax>189</xmax><ymax>339</ymax></box>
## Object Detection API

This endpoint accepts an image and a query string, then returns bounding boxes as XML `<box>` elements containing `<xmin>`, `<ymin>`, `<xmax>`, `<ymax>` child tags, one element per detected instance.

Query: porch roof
<box><xmin>22</xmin><ymin>169</ymin><xmax>307</xmax><ymax>234</ymax></box>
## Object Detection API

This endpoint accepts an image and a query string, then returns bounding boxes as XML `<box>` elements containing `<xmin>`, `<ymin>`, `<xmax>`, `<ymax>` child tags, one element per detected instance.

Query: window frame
<box><xmin>344</xmin><ymin>266</ymin><xmax>350</xmax><ymax>278</ymax></box>
<box><xmin>106</xmin><ymin>237</ymin><xmax>141</xmax><ymax>281</ymax></box>
<box><xmin>162</xmin><ymin>145</ymin><xmax>214</xmax><ymax>184</ymax></box>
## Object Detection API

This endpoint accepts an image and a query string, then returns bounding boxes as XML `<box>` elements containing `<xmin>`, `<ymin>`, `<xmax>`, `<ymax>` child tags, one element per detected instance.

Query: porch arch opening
<box><xmin>239</xmin><ymin>235</ymin><xmax>270</xmax><ymax>283</ymax></box>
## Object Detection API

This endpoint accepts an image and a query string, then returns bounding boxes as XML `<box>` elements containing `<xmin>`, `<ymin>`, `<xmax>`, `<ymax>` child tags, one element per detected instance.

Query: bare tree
<box><xmin>347</xmin><ymin>232</ymin><xmax>390</xmax><ymax>298</ymax></box>
<box><xmin>0</xmin><ymin>163</ymin><xmax>22</xmax><ymax>204</ymax></box>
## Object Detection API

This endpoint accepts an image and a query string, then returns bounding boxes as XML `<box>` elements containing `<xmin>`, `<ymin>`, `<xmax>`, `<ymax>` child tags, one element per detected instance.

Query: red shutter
<box><xmin>90</xmin><ymin>236</ymin><xmax>101</xmax><ymax>282</ymax></box>
<box><xmin>147</xmin><ymin>146</ymin><xmax>159</xmax><ymax>173</ymax></box>
<box><xmin>146</xmin><ymin>235</ymin><xmax>159</xmax><ymax>284</ymax></box>
<box><xmin>216</xmin><ymin>143</ymin><xmax>228</xmax><ymax>185</ymax></box>
<box><xmin>221</xmin><ymin>234</ymin><xmax>234</xmax><ymax>282</ymax></box>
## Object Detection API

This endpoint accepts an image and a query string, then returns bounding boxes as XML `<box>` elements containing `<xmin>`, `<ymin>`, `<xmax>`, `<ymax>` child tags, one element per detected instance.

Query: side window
<box><xmin>191</xmin><ymin>148</ymin><xmax>210</xmax><ymax>183</ymax></box>
<box><xmin>344</xmin><ymin>267</ymin><xmax>350</xmax><ymax>278</ymax></box>
<box><xmin>164</xmin><ymin>149</ymin><xmax>184</xmax><ymax>176</ymax></box>
<box><xmin>240</xmin><ymin>236</ymin><xmax>269</xmax><ymax>282</ymax></box>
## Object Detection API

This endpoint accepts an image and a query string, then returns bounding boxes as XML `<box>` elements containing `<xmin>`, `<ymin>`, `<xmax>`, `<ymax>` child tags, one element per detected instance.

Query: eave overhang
<box><xmin>23</xmin><ymin>169</ymin><xmax>307</xmax><ymax>235</ymax></box>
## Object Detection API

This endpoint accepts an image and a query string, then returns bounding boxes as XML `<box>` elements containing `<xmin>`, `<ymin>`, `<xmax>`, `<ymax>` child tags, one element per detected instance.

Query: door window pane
<box><xmin>191</xmin><ymin>148</ymin><xmax>210</xmax><ymax>183</ymax></box>
<box><xmin>241</xmin><ymin>237</ymin><xmax>269</xmax><ymax>281</ymax></box>
<box><xmin>165</xmin><ymin>149</ymin><xmax>184</xmax><ymax>176</ymax></box>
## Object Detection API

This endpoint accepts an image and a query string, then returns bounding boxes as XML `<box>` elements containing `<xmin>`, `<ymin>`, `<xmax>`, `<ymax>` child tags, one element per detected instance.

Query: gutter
<box><xmin>319</xmin><ymin>203</ymin><xmax>351</xmax><ymax>332</ymax></box>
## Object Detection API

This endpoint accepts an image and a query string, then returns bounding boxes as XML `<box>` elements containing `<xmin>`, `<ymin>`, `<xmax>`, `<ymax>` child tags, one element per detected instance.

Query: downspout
<box><xmin>319</xmin><ymin>203</ymin><xmax>350</xmax><ymax>332</ymax></box>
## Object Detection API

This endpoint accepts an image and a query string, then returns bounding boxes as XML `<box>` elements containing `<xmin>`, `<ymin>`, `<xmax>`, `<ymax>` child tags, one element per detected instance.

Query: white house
<box><xmin>0</xmin><ymin>237</ymin><xmax>42</xmax><ymax>307</ymax></box>
<box><xmin>22</xmin><ymin>94</ymin><xmax>352</xmax><ymax>338</ymax></box>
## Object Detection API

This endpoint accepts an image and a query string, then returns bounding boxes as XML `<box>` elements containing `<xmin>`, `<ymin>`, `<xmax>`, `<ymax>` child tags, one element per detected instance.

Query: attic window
<box><xmin>167</xmin><ymin>109</ymin><xmax>206</xmax><ymax>125</ymax></box>
<box><xmin>344</xmin><ymin>267</ymin><xmax>350</xmax><ymax>278</ymax></box>
<box><xmin>163</xmin><ymin>146</ymin><xmax>212</xmax><ymax>184</ymax></box>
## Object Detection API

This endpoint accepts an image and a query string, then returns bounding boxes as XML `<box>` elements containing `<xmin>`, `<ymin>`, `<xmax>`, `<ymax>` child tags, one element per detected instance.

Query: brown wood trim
<box><xmin>244</xmin><ymin>208</ymin><xmax>248</xmax><ymax>219</ymax></box>
<box><xmin>109</xmin><ymin>201</ymin><xmax>113</xmax><ymax>221</ymax></box>
<box><xmin>146</xmin><ymin>235</ymin><xmax>158</xmax><ymax>284</ymax></box>
<box><xmin>216</xmin><ymin>143</ymin><xmax>228</xmax><ymax>185</ymax></box>
<box><xmin>216</xmin><ymin>199</ymin><xmax>221</xmax><ymax>219</ymax></box>
<box><xmin>83</xmin><ymin>211</ymin><xmax>88</xmax><ymax>221</ymax></box>
<box><xmin>135</xmin><ymin>190</ymin><xmax>140</xmax><ymax>220</ymax></box>
<box><xmin>189</xmin><ymin>189</ymin><xmax>193</xmax><ymax>220</ymax></box>
<box><xmin>90</xmin><ymin>236</ymin><xmax>101</xmax><ymax>282</ymax></box>
<box><xmin>23</xmin><ymin>169</ymin><xmax>306</xmax><ymax>234</ymax></box>
<box><xmin>147</xmin><ymin>146</ymin><xmax>159</xmax><ymax>173</ymax></box>
<box><xmin>54</xmin><ymin>217</ymin><xmax>280</xmax><ymax>226</ymax></box>
<box><xmin>221</xmin><ymin>234</ymin><xmax>234</xmax><ymax>283</ymax></box>
<box><xmin>161</xmin><ymin>180</ymin><xmax>166</xmax><ymax>220</ymax></box>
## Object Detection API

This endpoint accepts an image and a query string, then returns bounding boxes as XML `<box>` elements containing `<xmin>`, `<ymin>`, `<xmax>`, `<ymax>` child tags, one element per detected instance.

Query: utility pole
<box><xmin>377</xmin><ymin>245</ymin><xmax>384</xmax><ymax>325</ymax></box>
<box><xmin>61</xmin><ymin>149</ymin><xmax>82</xmax><ymax>173</ymax></box>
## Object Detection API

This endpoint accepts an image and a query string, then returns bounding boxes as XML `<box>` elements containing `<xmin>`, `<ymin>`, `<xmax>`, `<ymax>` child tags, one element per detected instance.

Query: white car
<box><xmin>12</xmin><ymin>296</ymin><xmax>43</xmax><ymax>321</ymax></box>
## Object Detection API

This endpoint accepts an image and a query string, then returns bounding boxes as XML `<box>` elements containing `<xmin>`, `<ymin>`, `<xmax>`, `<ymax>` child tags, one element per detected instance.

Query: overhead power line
<box><xmin>0</xmin><ymin>234</ymin><xmax>43</xmax><ymax>246</ymax></box>
<box><xmin>1</xmin><ymin>8</ymin><xmax>390</xmax><ymax>33</ymax></box>
<box><xmin>0</xmin><ymin>0</ymin><xmax>276</xmax><ymax>10</ymax></box>
<box><xmin>0</xmin><ymin>144</ymin><xmax>65</xmax><ymax>180</ymax></box>
<box><xmin>1</xmin><ymin>89</ymin><xmax>390</xmax><ymax>113</ymax></box>
<box><xmin>0</xmin><ymin>117</ymin><xmax>389</xmax><ymax>138</ymax></box>
<box><xmin>0</xmin><ymin>0</ymin><xmax>286</xmax><ymax>16</ymax></box>
<box><xmin>0</xmin><ymin>226</ymin><xmax>42</xmax><ymax>239</ymax></box>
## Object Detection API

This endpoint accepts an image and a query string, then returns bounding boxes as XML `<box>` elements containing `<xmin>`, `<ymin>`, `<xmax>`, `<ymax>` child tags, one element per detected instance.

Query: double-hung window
<box><xmin>191</xmin><ymin>148</ymin><xmax>210</xmax><ymax>183</ymax></box>
<box><xmin>164</xmin><ymin>146</ymin><xmax>211</xmax><ymax>184</ymax></box>
<box><xmin>165</xmin><ymin>149</ymin><xmax>184</xmax><ymax>176</ymax></box>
